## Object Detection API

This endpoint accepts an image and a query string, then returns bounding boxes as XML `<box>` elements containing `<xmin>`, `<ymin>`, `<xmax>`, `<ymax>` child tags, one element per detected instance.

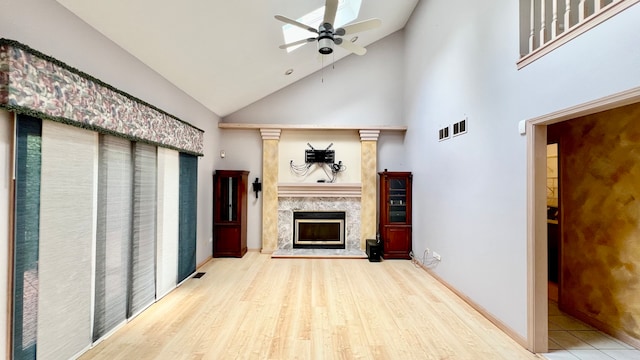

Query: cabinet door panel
<box><xmin>216</xmin><ymin>177</ymin><xmax>238</xmax><ymax>222</ymax></box>
<box><xmin>383</xmin><ymin>226</ymin><xmax>411</xmax><ymax>253</ymax></box>
<box><xmin>214</xmin><ymin>226</ymin><xmax>240</xmax><ymax>255</ymax></box>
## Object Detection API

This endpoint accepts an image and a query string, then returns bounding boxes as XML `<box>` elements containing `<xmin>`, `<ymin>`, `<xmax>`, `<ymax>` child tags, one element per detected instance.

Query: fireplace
<box><xmin>293</xmin><ymin>211</ymin><xmax>345</xmax><ymax>249</ymax></box>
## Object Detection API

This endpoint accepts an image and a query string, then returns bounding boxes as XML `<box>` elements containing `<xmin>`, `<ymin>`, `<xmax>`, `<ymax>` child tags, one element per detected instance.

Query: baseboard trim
<box><xmin>416</xmin><ymin>262</ymin><xmax>529</xmax><ymax>349</ymax></box>
<box><xmin>196</xmin><ymin>256</ymin><xmax>213</xmax><ymax>270</ymax></box>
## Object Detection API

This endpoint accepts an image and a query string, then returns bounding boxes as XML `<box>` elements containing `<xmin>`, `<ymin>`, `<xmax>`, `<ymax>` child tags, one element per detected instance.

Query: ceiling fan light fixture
<box><xmin>318</xmin><ymin>37</ymin><xmax>334</xmax><ymax>54</ymax></box>
<box><xmin>275</xmin><ymin>0</ymin><xmax>380</xmax><ymax>57</ymax></box>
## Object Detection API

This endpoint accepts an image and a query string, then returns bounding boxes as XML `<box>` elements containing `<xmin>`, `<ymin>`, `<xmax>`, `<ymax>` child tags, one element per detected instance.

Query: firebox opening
<box><xmin>293</xmin><ymin>211</ymin><xmax>346</xmax><ymax>249</ymax></box>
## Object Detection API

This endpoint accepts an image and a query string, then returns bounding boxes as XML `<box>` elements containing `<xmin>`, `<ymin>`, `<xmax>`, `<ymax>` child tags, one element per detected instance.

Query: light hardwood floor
<box><xmin>80</xmin><ymin>252</ymin><xmax>541</xmax><ymax>360</ymax></box>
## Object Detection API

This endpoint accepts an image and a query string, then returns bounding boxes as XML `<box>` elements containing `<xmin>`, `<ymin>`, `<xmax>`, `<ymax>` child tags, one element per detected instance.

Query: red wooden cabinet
<box><xmin>378</xmin><ymin>171</ymin><xmax>412</xmax><ymax>259</ymax></box>
<box><xmin>213</xmin><ymin>170</ymin><xmax>249</xmax><ymax>257</ymax></box>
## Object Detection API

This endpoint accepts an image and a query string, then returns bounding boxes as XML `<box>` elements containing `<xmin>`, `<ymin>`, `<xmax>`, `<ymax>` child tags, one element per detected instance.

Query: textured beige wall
<box><xmin>261</xmin><ymin>139</ymin><xmax>279</xmax><ymax>253</ymax></box>
<box><xmin>360</xmin><ymin>140</ymin><xmax>377</xmax><ymax>248</ymax></box>
<box><xmin>556</xmin><ymin>102</ymin><xmax>640</xmax><ymax>343</ymax></box>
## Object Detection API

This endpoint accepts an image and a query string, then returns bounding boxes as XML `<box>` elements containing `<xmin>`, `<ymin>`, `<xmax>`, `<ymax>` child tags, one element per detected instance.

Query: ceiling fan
<box><xmin>275</xmin><ymin>0</ymin><xmax>381</xmax><ymax>56</ymax></box>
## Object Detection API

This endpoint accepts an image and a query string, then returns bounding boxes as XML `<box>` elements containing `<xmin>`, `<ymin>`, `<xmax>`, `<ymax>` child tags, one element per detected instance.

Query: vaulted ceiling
<box><xmin>55</xmin><ymin>0</ymin><xmax>419</xmax><ymax>117</ymax></box>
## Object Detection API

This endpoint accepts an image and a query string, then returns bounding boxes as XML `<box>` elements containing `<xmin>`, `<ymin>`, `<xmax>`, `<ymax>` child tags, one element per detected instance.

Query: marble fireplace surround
<box><xmin>276</xmin><ymin>184</ymin><xmax>363</xmax><ymax>256</ymax></box>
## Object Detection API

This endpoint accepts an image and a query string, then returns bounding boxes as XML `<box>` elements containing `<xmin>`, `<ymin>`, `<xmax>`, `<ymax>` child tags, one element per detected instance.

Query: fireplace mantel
<box><xmin>278</xmin><ymin>183</ymin><xmax>361</xmax><ymax>198</ymax></box>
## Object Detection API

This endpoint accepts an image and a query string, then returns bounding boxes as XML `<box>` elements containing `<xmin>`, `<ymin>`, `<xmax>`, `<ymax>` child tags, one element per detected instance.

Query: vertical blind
<box><xmin>178</xmin><ymin>153</ymin><xmax>198</xmax><ymax>283</ymax></box>
<box><xmin>13</xmin><ymin>115</ymin><xmax>41</xmax><ymax>360</ymax></box>
<box><xmin>156</xmin><ymin>148</ymin><xmax>180</xmax><ymax>298</ymax></box>
<box><xmin>128</xmin><ymin>143</ymin><xmax>157</xmax><ymax>317</ymax></box>
<box><xmin>37</xmin><ymin>121</ymin><xmax>96</xmax><ymax>359</ymax></box>
<box><xmin>94</xmin><ymin>135</ymin><xmax>132</xmax><ymax>341</ymax></box>
<box><xmin>11</xmin><ymin>119</ymin><xmax>193</xmax><ymax>357</ymax></box>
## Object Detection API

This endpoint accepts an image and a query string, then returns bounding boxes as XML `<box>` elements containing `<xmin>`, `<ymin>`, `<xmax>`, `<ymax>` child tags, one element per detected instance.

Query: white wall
<box><xmin>0</xmin><ymin>0</ymin><xmax>222</xmax><ymax>268</ymax></box>
<box><xmin>223</xmin><ymin>31</ymin><xmax>406</xmax><ymax>126</ymax></box>
<box><xmin>403</xmin><ymin>0</ymin><xmax>640</xmax><ymax>340</ymax></box>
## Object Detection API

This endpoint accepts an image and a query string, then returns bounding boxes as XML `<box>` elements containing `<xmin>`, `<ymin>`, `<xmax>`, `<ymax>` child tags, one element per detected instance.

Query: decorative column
<box><xmin>359</xmin><ymin>130</ymin><xmax>380</xmax><ymax>249</ymax></box>
<box><xmin>260</xmin><ymin>129</ymin><xmax>281</xmax><ymax>253</ymax></box>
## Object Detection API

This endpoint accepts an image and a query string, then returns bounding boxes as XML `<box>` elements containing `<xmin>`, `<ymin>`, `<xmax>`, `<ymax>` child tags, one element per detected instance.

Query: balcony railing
<box><xmin>518</xmin><ymin>0</ymin><xmax>639</xmax><ymax>68</ymax></box>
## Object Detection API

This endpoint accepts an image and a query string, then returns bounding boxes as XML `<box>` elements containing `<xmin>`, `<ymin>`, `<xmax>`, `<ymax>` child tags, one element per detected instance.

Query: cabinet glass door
<box><xmin>218</xmin><ymin>177</ymin><xmax>238</xmax><ymax>221</ymax></box>
<box><xmin>389</xmin><ymin>178</ymin><xmax>407</xmax><ymax>223</ymax></box>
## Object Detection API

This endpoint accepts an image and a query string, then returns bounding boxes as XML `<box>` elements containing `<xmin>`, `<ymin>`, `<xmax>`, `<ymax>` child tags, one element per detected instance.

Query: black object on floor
<box><xmin>366</xmin><ymin>239</ymin><xmax>382</xmax><ymax>262</ymax></box>
<box><xmin>193</xmin><ymin>272</ymin><xmax>206</xmax><ymax>279</ymax></box>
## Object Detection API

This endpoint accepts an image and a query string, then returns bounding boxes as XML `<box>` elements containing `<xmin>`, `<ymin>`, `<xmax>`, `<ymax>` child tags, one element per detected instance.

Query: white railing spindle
<box><xmin>579</xmin><ymin>0</ymin><xmax>587</xmax><ymax>21</ymax></box>
<box><xmin>540</xmin><ymin>0</ymin><xmax>547</xmax><ymax>46</ymax></box>
<box><xmin>564</xmin><ymin>0</ymin><xmax>572</xmax><ymax>31</ymax></box>
<box><xmin>551</xmin><ymin>0</ymin><xmax>559</xmax><ymax>37</ymax></box>
<box><xmin>529</xmin><ymin>0</ymin><xmax>536</xmax><ymax>53</ymax></box>
<box><xmin>594</xmin><ymin>0</ymin><xmax>602</xmax><ymax>12</ymax></box>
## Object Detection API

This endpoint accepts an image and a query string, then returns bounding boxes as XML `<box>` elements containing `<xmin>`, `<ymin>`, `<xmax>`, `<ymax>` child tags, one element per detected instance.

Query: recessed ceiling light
<box><xmin>350</xmin><ymin>36</ymin><xmax>358</xmax><ymax>43</ymax></box>
<box><xmin>284</xmin><ymin>69</ymin><xmax>294</xmax><ymax>76</ymax></box>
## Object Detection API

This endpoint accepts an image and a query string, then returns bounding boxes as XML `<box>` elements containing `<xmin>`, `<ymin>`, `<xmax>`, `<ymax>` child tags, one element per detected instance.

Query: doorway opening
<box><xmin>527</xmin><ymin>86</ymin><xmax>640</xmax><ymax>354</ymax></box>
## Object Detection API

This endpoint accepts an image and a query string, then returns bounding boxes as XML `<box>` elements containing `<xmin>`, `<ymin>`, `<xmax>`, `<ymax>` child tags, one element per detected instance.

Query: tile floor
<box><xmin>542</xmin><ymin>301</ymin><xmax>640</xmax><ymax>360</ymax></box>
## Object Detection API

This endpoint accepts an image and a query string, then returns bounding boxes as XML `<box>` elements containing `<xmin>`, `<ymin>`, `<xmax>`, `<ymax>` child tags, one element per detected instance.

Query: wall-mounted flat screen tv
<box><xmin>305</xmin><ymin>149</ymin><xmax>335</xmax><ymax>164</ymax></box>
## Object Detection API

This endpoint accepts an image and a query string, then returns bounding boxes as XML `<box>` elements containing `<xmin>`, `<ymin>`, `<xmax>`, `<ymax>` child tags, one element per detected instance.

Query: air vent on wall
<box><xmin>438</xmin><ymin>126</ymin><xmax>450</xmax><ymax>141</ymax></box>
<box><xmin>453</xmin><ymin>118</ymin><xmax>467</xmax><ymax>136</ymax></box>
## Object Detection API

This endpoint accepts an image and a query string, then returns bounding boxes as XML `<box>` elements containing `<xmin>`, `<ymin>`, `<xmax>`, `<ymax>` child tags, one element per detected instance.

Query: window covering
<box><xmin>0</xmin><ymin>38</ymin><xmax>204</xmax><ymax>155</ymax></box>
<box><xmin>94</xmin><ymin>135</ymin><xmax>132</xmax><ymax>341</ymax></box>
<box><xmin>13</xmin><ymin>114</ymin><xmax>41</xmax><ymax>360</ymax></box>
<box><xmin>178</xmin><ymin>153</ymin><xmax>198</xmax><ymax>283</ymax></box>
<box><xmin>37</xmin><ymin>121</ymin><xmax>96</xmax><ymax>359</ymax></box>
<box><xmin>128</xmin><ymin>143</ymin><xmax>157</xmax><ymax>317</ymax></box>
<box><xmin>156</xmin><ymin>147</ymin><xmax>179</xmax><ymax>298</ymax></box>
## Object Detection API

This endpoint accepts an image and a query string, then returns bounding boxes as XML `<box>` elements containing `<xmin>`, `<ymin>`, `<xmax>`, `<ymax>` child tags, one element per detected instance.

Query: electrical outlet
<box><xmin>433</xmin><ymin>251</ymin><xmax>441</xmax><ymax>261</ymax></box>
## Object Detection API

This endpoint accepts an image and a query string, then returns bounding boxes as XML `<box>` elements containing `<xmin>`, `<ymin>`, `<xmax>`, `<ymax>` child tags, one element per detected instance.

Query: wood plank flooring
<box><xmin>80</xmin><ymin>252</ymin><xmax>541</xmax><ymax>359</ymax></box>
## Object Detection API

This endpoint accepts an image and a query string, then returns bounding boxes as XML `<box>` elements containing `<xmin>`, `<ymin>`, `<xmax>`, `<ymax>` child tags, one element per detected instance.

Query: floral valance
<box><xmin>0</xmin><ymin>39</ymin><xmax>204</xmax><ymax>155</ymax></box>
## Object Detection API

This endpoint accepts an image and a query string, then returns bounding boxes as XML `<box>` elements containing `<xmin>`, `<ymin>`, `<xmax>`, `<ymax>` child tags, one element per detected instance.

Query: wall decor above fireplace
<box><xmin>290</xmin><ymin>142</ymin><xmax>346</xmax><ymax>182</ymax></box>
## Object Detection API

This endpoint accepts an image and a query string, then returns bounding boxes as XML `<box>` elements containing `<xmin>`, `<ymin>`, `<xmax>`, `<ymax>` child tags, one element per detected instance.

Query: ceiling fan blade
<box><xmin>338</xmin><ymin>18</ymin><xmax>382</xmax><ymax>35</ymax></box>
<box><xmin>279</xmin><ymin>38</ymin><xmax>316</xmax><ymax>49</ymax></box>
<box><xmin>275</xmin><ymin>15</ymin><xmax>318</xmax><ymax>34</ymax></box>
<box><xmin>337</xmin><ymin>39</ymin><xmax>367</xmax><ymax>56</ymax></box>
<box><xmin>323</xmin><ymin>0</ymin><xmax>339</xmax><ymax>26</ymax></box>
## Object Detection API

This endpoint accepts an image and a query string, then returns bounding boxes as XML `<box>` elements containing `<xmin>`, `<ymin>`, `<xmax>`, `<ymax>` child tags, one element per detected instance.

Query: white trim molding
<box><xmin>220</xmin><ymin>123</ymin><xmax>407</xmax><ymax>132</ymax></box>
<box><xmin>260</xmin><ymin>129</ymin><xmax>282</xmax><ymax>140</ymax></box>
<box><xmin>359</xmin><ymin>130</ymin><xmax>381</xmax><ymax>141</ymax></box>
<box><xmin>278</xmin><ymin>183</ymin><xmax>362</xmax><ymax>198</ymax></box>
